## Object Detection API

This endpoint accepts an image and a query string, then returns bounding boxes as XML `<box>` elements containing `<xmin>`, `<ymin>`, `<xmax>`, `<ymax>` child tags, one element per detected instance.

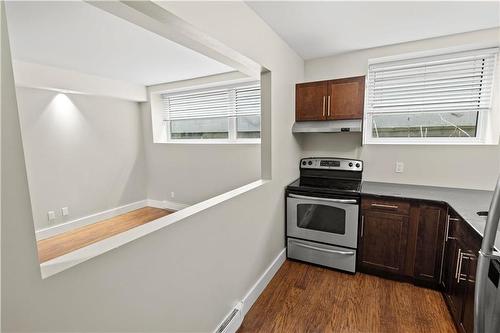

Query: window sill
<box><xmin>154</xmin><ymin>139</ymin><xmax>261</xmax><ymax>145</ymax></box>
<box><xmin>363</xmin><ymin>139</ymin><xmax>498</xmax><ymax>146</ymax></box>
<box><xmin>39</xmin><ymin>179</ymin><xmax>269</xmax><ymax>279</ymax></box>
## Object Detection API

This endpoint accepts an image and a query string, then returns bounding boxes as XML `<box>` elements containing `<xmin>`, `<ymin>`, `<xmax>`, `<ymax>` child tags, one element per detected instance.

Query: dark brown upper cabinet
<box><xmin>295</xmin><ymin>76</ymin><xmax>365</xmax><ymax>122</ymax></box>
<box><xmin>295</xmin><ymin>81</ymin><xmax>328</xmax><ymax>121</ymax></box>
<box><xmin>327</xmin><ymin>76</ymin><xmax>365</xmax><ymax>120</ymax></box>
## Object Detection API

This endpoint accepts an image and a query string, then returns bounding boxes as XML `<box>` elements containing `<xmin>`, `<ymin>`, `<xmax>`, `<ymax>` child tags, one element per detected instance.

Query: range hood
<box><xmin>292</xmin><ymin>119</ymin><xmax>362</xmax><ymax>133</ymax></box>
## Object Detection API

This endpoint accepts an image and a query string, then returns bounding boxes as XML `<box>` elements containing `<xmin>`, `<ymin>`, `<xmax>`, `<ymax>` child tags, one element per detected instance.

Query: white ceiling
<box><xmin>5</xmin><ymin>1</ymin><xmax>234</xmax><ymax>86</ymax></box>
<box><xmin>247</xmin><ymin>1</ymin><xmax>500</xmax><ymax>60</ymax></box>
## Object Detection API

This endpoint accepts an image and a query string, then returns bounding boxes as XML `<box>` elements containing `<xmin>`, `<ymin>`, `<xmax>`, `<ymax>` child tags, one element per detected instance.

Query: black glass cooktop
<box><xmin>287</xmin><ymin>177</ymin><xmax>361</xmax><ymax>195</ymax></box>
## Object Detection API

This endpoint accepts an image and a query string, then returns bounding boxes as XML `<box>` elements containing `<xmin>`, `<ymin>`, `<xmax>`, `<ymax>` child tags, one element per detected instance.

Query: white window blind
<box><xmin>161</xmin><ymin>84</ymin><xmax>260</xmax><ymax>120</ymax></box>
<box><xmin>160</xmin><ymin>82</ymin><xmax>261</xmax><ymax>142</ymax></box>
<box><xmin>367</xmin><ymin>48</ymin><xmax>497</xmax><ymax>114</ymax></box>
<box><xmin>235</xmin><ymin>85</ymin><xmax>261</xmax><ymax>117</ymax></box>
<box><xmin>364</xmin><ymin>47</ymin><xmax>498</xmax><ymax>143</ymax></box>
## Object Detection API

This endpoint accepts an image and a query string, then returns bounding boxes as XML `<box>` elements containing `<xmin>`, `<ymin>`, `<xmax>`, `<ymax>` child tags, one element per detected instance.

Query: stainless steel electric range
<box><xmin>285</xmin><ymin>157</ymin><xmax>363</xmax><ymax>273</ymax></box>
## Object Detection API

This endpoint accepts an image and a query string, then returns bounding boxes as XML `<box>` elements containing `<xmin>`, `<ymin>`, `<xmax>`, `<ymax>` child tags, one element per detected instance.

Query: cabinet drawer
<box><xmin>362</xmin><ymin>197</ymin><xmax>410</xmax><ymax>215</ymax></box>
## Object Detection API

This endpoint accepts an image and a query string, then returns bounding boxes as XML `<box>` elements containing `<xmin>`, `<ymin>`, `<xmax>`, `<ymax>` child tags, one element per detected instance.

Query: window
<box><xmin>161</xmin><ymin>82</ymin><xmax>260</xmax><ymax>143</ymax></box>
<box><xmin>364</xmin><ymin>47</ymin><xmax>498</xmax><ymax>144</ymax></box>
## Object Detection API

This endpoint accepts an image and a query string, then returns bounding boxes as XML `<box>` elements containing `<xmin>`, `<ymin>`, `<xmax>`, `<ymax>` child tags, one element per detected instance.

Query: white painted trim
<box><xmin>39</xmin><ymin>179</ymin><xmax>269</xmax><ymax>278</ymax></box>
<box><xmin>368</xmin><ymin>44</ymin><xmax>499</xmax><ymax>65</ymax></box>
<box><xmin>160</xmin><ymin>139</ymin><xmax>261</xmax><ymax>145</ymax></box>
<box><xmin>147</xmin><ymin>199</ymin><xmax>189</xmax><ymax>211</ymax></box>
<box><xmin>241</xmin><ymin>249</ymin><xmax>286</xmax><ymax>316</ymax></box>
<box><xmin>148</xmin><ymin>71</ymin><xmax>256</xmax><ymax>94</ymax></box>
<box><xmin>212</xmin><ymin>248</ymin><xmax>286</xmax><ymax>333</ymax></box>
<box><xmin>35</xmin><ymin>200</ymin><xmax>149</xmax><ymax>240</ymax></box>
<box><xmin>36</xmin><ymin>199</ymin><xmax>189</xmax><ymax>240</ymax></box>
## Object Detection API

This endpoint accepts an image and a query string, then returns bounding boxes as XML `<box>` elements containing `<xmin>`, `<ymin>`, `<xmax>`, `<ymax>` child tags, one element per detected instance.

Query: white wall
<box><xmin>142</xmin><ymin>102</ymin><xmax>261</xmax><ymax>205</ymax></box>
<box><xmin>143</xmin><ymin>71</ymin><xmax>261</xmax><ymax>205</ymax></box>
<box><xmin>2</xmin><ymin>2</ymin><xmax>303</xmax><ymax>332</ymax></box>
<box><xmin>302</xmin><ymin>28</ymin><xmax>500</xmax><ymax>190</ymax></box>
<box><xmin>16</xmin><ymin>87</ymin><xmax>148</xmax><ymax>230</ymax></box>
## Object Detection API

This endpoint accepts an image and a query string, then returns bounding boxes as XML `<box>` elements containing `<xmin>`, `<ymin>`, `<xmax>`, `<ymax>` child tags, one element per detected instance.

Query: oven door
<box><xmin>287</xmin><ymin>193</ymin><xmax>359</xmax><ymax>249</ymax></box>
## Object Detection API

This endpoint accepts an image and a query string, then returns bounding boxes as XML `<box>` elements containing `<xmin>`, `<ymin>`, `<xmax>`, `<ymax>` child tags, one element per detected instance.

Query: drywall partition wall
<box><xmin>2</xmin><ymin>2</ymin><xmax>303</xmax><ymax>332</ymax></box>
<box><xmin>141</xmin><ymin>102</ymin><xmax>261</xmax><ymax>205</ymax></box>
<box><xmin>303</xmin><ymin>28</ymin><xmax>500</xmax><ymax>191</ymax></box>
<box><xmin>143</xmin><ymin>71</ymin><xmax>261</xmax><ymax>205</ymax></box>
<box><xmin>16</xmin><ymin>87</ymin><xmax>148</xmax><ymax>231</ymax></box>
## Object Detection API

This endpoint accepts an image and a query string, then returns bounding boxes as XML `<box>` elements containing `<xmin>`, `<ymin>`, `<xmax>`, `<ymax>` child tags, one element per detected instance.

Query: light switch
<box><xmin>61</xmin><ymin>207</ymin><xmax>69</xmax><ymax>216</ymax></box>
<box><xmin>47</xmin><ymin>211</ymin><xmax>56</xmax><ymax>221</ymax></box>
<box><xmin>395</xmin><ymin>162</ymin><xmax>404</xmax><ymax>173</ymax></box>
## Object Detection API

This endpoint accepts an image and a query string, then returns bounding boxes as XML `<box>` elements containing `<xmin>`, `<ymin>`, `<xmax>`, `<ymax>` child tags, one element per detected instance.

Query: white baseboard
<box><xmin>35</xmin><ymin>198</ymin><xmax>189</xmax><ymax>240</ymax></box>
<box><xmin>147</xmin><ymin>199</ymin><xmax>190</xmax><ymax>211</ymax></box>
<box><xmin>35</xmin><ymin>200</ymin><xmax>148</xmax><ymax>240</ymax></box>
<box><xmin>241</xmin><ymin>249</ymin><xmax>286</xmax><ymax>316</ymax></box>
<box><xmin>213</xmin><ymin>249</ymin><xmax>286</xmax><ymax>333</ymax></box>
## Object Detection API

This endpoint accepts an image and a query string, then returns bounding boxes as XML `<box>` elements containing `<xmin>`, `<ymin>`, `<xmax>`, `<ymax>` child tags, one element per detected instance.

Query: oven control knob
<box><xmin>355</xmin><ymin>163</ymin><xmax>360</xmax><ymax>168</ymax></box>
<box><xmin>308</xmin><ymin>161</ymin><xmax>312</xmax><ymax>165</ymax></box>
<box><xmin>348</xmin><ymin>162</ymin><xmax>353</xmax><ymax>167</ymax></box>
<box><xmin>302</xmin><ymin>161</ymin><xmax>306</xmax><ymax>166</ymax></box>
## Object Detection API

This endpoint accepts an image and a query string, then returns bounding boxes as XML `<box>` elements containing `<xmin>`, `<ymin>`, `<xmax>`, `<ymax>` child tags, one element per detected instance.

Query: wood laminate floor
<box><xmin>238</xmin><ymin>260</ymin><xmax>457</xmax><ymax>333</ymax></box>
<box><xmin>37</xmin><ymin>206</ymin><xmax>173</xmax><ymax>263</ymax></box>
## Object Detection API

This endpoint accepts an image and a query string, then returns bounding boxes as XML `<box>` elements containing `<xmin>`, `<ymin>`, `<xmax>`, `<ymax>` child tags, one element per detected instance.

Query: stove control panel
<box><xmin>300</xmin><ymin>158</ymin><xmax>363</xmax><ymax>171</ymax></box>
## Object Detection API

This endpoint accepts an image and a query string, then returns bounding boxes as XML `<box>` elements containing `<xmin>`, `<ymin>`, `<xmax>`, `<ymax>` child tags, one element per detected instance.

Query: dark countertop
<box><xmin>361</xmin><ymin>181</ymin><xmax>498</xmax><ymax>249</ymax></box>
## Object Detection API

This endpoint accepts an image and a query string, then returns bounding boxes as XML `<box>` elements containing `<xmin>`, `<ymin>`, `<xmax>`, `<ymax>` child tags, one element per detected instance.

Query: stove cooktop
<box><xmin>287</xmin><ymin>177</ymin><xmax>361</xmax><ymax>196</ymax></box>
<box><xmin>287</xmin><ymin>157</ymin><xmax>363</xmax><ymax>197</ymax></box>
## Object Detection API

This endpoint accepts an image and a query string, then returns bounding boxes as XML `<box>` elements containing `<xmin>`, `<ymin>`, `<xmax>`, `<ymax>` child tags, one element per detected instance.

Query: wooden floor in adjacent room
<box><xmin>238</xmin><ymin>260</ymin><xmax>456</xmax><ymax>333</ymax></box>
<box><xmin>37</xmin><ymin>206</ymin><xmax>173</xmax><ymax>263</ymax></box>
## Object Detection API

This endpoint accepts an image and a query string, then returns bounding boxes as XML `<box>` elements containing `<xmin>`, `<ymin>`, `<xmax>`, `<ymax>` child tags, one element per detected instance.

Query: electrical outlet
<box><xmin>395</xmin><ymin>161</ymin><xmax>404</xmax><ymax>173</ymax></box>
<box><xmin>170</xmin><ymin>191</ymin><xmax>175</xmax><ymax>199</ymax></box>
<box><xmin>61</xmin><ymin>207</ymin><xmax>69</xmax><ymax>216</ymax></box>
<box><xmin>47</xmin><ymin>211</ymin><xmax>56</xmax><ymax>221</ymax></box>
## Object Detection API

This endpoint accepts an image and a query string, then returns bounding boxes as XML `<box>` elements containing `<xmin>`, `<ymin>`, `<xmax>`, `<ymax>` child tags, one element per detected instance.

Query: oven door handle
<box><xmin>288</xmin><ymin>194</ymin><xmax>357</xmax><ymax>204</ymax></box>
<box><xmin>295</xmin><ymin>243</ymin><xmax>355</xmax><ymax>255</ymax></box>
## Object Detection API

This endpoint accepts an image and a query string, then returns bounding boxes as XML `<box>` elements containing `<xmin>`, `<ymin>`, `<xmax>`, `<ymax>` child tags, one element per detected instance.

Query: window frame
<box><xmin>161</xmin><ymin>81</ymin><xmax>261</xmax><ymax>145</ymax></box>
<box><xmin>362</xmin><ymin>46</ymin><xmax>498</xmax><ymax>145</ymax></box>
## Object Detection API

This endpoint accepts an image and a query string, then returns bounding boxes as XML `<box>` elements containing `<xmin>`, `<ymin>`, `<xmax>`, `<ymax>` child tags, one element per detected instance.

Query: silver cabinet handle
<box><xmin>455</xmin><ymin>248</ymin><xmax>462</xmax><ymax>280</ymax></box>
<box><xmin>327</xmin><ymin>95</ymin><xmax>331</xmax><ymax>117</ymax></box>
<box><xmin>446</xmin><ymin>215</ymin><xmax>458</xmax><ymax>240</ymax></box>
<box><xmin>288</xmin><ymin>194</ymin><xmax>357</xmax><ymax>204</ymax></box>
<box><xmin>371</xmin><ymin>203</ymin><xmax>398</xmax><ymax>209</ymax></box>
<box><xmin>295</xmin><ymin>243</ymin><xmax>355</xmax><ymax>255</ymax></box>
<box><xmin>458</xmin><ymin>253</ymin><xmax>475</xmax><ymax>282</ymax></box>
<box><xmin>361</xmin><ymin>215</ymin><xmax>365</xmax><ymax>238</ymax></box>
<box><xmin>322</xmin><ymin>96</ymin><xmax>326</xmax><ymax>117</ymax></box>
<box><xmin>445</xmin><ymin>215</ymin><xmax>450</xmax><ymax>242</ymax></box>
<box><xmin>455</xmin><ymin>249</ymin><xmax>473</xmax><ymax>283</ymax></box>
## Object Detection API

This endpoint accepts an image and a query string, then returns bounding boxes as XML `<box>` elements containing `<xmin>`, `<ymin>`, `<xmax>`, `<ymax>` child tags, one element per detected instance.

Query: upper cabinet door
<box><xmin>327</xmin><ymin>76</ymin><xmax>365</xmax><ymax>120</ymax></box>
<box><xmin>295</xmin><ymin>81</ymin><xmax>328</xmax><ymax>121</ymax></box>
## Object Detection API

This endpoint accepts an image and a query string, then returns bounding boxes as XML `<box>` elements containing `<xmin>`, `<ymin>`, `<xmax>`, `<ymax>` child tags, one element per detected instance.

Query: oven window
<box><xmin>296</xmin><ymin>204</ymin><xmax>346</xmax><ymax>234</ymax></box>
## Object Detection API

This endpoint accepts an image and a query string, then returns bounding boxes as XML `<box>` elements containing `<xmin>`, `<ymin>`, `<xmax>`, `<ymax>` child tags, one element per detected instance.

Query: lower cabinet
<box><xmin>359</xmin><ymin>211</ymin><xmax>408</xmax><ymax>275</ymax></box>
<box><xmin>441</xmin><ymin>211</ymin><xmax>481</xmax><ymax>333</ymax></box>
<box><xmin>359</xmin><ymin>196</ymin><xmax>446</xmax><ymax>287</ymax></box>
<box><xmin>413</xmin><ymin>204</ymin><xmax>447</xmax><ymax>287</ymax></box>
<box><xmin>359</xmin><ymin>196</ymin><xmax>482</xmax><ymax>333</ymax></box>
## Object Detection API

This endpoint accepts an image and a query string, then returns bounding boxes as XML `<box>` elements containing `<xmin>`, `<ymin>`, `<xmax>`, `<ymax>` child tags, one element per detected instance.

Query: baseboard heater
<box><xmin>215</xmin><ymin>302</ymin><xmax>243</xmax><ymax>333</ymax></box>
